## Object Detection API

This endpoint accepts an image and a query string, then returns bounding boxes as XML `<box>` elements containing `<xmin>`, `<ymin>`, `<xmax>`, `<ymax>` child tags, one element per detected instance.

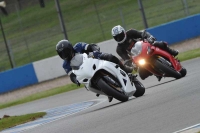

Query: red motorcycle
<box><xmin>129</xmin><ymin>30</ymin><xmax>187</xmax><ymax>80</ymax></box>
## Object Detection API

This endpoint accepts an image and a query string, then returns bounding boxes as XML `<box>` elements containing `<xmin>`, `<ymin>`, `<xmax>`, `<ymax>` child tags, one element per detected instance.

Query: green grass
<box><xmin>0</xmin><ymin>112</ymin><xmax>46</xmax><ymax>131</ymax></box>
<box><xmin>177</xmin><ymin>48</ymin><xmax>200</xmax><ymax>61</ymax></box>
<box><xmin>0</xmin><ymin>0</ymin><xmax>200</xmax><ymax>71</ymax></box>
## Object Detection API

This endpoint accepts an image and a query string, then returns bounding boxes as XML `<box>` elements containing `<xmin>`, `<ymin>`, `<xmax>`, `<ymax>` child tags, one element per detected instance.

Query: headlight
<box><xmin>138</xmin><ymin>59</ymin><xmax>146</xmax><ymax>65</ymax></box>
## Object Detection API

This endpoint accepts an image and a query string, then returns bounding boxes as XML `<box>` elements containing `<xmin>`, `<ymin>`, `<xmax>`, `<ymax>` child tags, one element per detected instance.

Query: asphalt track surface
<box><xmin>0</xmin><ymin>58</ymin><xmax>200</xmax><ymax>133</ymax></box>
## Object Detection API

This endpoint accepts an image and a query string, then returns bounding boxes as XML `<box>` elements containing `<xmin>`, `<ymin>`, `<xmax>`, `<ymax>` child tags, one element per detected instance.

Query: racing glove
<box><xmin>92</xmin><ymin>43</ymin><xmax>100</xmax><ymax>51</ymax></box>
<box><xmin>145</xmin><ymin>32</ymin><xmax>156</xmax><ymax>44</ymax></box>
<box><xmin>147</xmin><ymin>35</ymin><xmax>156</xmax><ymax>44</ymax></box>
<box><xmin>88</xmin><ymin>51</ymin><xmax>102</xmax><ymax>59</ymax></box>
<box><xmin>88</xmin><ymin>43</ymin><xmax>100</xmax><ymax>52</ymax></box>
<box><xmin>124</xmin><ymin>59</ymin><xmax>133</xmax><ymax>67</ymax></box>
<box><xmin>69</xmin><ymin>73</ymin><xmax>80</xmax><ymax>86</ymax></box>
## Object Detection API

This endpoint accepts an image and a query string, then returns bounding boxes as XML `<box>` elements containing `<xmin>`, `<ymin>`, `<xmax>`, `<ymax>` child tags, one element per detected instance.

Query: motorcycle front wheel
<box><xmin>179</xmin><ymin>67</ymin><xmax>187</xmax><ymax>77</ymax></box>
<box><xmin>133</xmin><ymin>79</ymin><xmax>145</xmax><ymax>97</ymax></box>
<box><xmin>154</xmin><ymin>58</ymin><xmax>182</xmax><ymax>79</ymax></box>
<box><xmin>97</xmin><ymin>78</ymin><xmax>129</xmax><ymax>102</ymax></box>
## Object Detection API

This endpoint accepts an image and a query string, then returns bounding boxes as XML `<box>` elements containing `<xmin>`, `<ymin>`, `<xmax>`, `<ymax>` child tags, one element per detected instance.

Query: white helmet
<box><xmin>111</xmin><ymin>25</ymin><xmax>126</xmax><ymax>43</ymax></box>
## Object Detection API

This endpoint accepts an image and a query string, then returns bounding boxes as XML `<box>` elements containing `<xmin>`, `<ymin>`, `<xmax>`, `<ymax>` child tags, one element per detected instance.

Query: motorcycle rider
<box><xmin>56</xmin><ymin>40</ymin><xmax>133</xmax><ymax>101</ymax></box>
<box><xmin>111</xmin><ymin>25</ymin><xmax>179</xmax><ymax>81</ymax></box>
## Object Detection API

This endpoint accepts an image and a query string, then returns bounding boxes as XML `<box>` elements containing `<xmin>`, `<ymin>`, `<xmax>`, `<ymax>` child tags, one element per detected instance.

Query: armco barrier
<box><xmin>0</xmin><ymin>63</ymin><xmax>38</xmax><ymax>94</ymax></box>
<box><xmin>0</xmin><ymin>14</ymin><xmax>200</xmax><ymax>94</ymax></box>
<box><xmin>147</xmin><ymin>14</ymin><xmax>200</xmax><ymax>45</ymax></box>
<box><xmin>33</xmin><ymin>56</ymin><xmax>66</xmax><ymax>83</ymax></box>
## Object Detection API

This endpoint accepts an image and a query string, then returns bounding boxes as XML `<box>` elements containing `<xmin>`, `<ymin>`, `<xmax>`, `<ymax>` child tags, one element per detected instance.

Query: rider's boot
<box><xmin>128</xmin><ymin>73</ymin><xmax>137</xmax><ymax>82</ymax></box>
<box><xmin>123</xmin><ymin>65</ymin><xmax>134</xmax><ymax>73</ymax></box>
<box><xmin>100</xmin><ymin>53</ymin><xmax>134</xmax><ymax>73</ymax></box>
<box><xmin>153</xmin><ymin>41</ymin><xmax>179</xmax><ymax>57</ymax></box>
<box><xmin>166</xmin><ymin>46</ymin><xmax>179</xmax><ymax>57</ymax></box>
<box><xmin>118</xmin><ymin>61</ymin><xmax>133</xmax><ymax>73</ymax></box>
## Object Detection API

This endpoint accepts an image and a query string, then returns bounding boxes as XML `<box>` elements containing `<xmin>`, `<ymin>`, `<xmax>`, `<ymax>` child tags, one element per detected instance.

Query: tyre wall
<box><xmin>0</xmin><ymin>14</ymin><xmax>200</xmax><ymax>94</ymax></box>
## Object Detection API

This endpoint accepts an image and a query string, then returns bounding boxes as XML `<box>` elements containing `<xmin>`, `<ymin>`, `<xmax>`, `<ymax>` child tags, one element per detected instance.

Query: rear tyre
<box><xmin>97</xmin><ymin>78</ymin><xmax>129</xmax><ymax>102</ymax></box>
<box><xmin>133</xmin><ymin>79</ymin><xmax>145</xmax><ymax>97</ymax></box>
<box><xmin>154</xmin><ymin>59</ymin><xmax>182</xmax><ymax>79</ymax></box>
<box><xmin>179</xmin><ymin>67</ymin><xmax>187</xmax><ymax>77</ymax></box>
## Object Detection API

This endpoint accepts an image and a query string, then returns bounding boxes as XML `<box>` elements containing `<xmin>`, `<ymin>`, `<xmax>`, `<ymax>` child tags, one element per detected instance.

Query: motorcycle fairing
<box><xmin>72</xmin><ymin>53</ymin><xmax>136</xmax><ymax>96</ymax></box>
<box><xmin>132</xmin><ymin>41</ymin><xmax>182</xmax><ymax>72</ymax></box>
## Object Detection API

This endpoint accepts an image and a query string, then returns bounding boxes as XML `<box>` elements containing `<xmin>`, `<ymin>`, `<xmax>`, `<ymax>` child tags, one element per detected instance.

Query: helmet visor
<box><xmin>58</xmin><ymin>48</ymin><xmax>73</xmax><ymax>61</ymax></box>
<box><xmin>113</xmin><ymin>32</ymin><xmax>125</xmax><ymax>42</ymax></box>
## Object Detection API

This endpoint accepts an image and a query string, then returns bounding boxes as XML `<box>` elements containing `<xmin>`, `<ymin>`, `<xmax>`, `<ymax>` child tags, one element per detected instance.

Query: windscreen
<box><xmin>131</xmin><ymin>41</ymin><xmax>143</xmax><ymax>56</ymax></box>
<box><xmin>70</xmin><ymin>54</ymin><xmax>83</xmax><ymax>70</ymax></box>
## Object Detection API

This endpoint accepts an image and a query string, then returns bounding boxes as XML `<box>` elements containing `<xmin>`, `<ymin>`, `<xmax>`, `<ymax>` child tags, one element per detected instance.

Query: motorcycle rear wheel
<box><xmin>97</xmin><ymin>78</ymin><xmax>129</xmax><ymax>102</ymax></box>
<box><xmin>154</xmin><ymin>59</ymin><xmax>182</xmax><ymax>79</ymax></box>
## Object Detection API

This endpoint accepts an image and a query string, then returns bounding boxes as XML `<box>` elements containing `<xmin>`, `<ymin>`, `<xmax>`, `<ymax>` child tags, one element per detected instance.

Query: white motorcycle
<box><xmin>71</xmin><ymin>53</ymin><xmax>145</xmax><ymax>102</ymax></box>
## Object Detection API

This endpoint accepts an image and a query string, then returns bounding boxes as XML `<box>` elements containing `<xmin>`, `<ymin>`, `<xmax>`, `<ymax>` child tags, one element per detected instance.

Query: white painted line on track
<box><xmin>1</xmin><ymin>98</ymin><xmax>107</xmax><ymax>133</ymax></box>
<box><xmin>174</xmin><ymin>123</ymin><xmax>200</xmax><ymax>133</ymax></box>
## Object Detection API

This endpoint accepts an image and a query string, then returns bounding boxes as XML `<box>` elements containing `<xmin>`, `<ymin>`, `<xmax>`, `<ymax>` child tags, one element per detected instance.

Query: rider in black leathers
<box><xmin>111</xmin><ymin>25</ymin><xmax>179</xmax><ymax>81</ymax></box>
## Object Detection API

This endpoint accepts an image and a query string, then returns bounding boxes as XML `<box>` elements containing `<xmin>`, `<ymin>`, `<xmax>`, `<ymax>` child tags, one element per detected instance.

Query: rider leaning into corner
<box><xmin>56</xmin><ymin>39</ymin><xmax>134</xmax><ymax>87</ymax></box>
<box><xmin>111</xmin><ymin>25</ymin><xmax>179</xmax><ymax>81</ymax></box>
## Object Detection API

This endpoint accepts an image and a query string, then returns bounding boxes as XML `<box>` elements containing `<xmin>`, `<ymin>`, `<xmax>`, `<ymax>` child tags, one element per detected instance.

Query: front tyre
<box><xmin>97</xmin><ymin>78</ymin><xmax>129</xmax><ymax>102</ymax></box>
<box><xmin>179</xmin><ymin>67</ymin><xmax>187</xmax><ymax>77</ymax></box>
<box><xmin>133</xmin><ymin>79</ymin><xmax>145</xmax><ymax>97</ymax></box>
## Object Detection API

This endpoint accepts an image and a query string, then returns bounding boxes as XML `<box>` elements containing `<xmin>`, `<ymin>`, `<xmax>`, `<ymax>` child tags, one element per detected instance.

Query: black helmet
<box><xmin>56</xmin><ymin>40</ymin><xmax>74</xmax><ymax>61</ymax></box>
<box><xmin>111</xmin><ymin>25</ymin><xmax>126</xmax><ymax>43</ymax></box>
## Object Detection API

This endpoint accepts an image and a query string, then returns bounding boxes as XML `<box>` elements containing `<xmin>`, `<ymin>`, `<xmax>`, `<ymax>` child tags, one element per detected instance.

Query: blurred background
<box><xmin>0</xmin><ymin>0</ymin><xmax>199</xmax><ymax>72</ymax></box>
